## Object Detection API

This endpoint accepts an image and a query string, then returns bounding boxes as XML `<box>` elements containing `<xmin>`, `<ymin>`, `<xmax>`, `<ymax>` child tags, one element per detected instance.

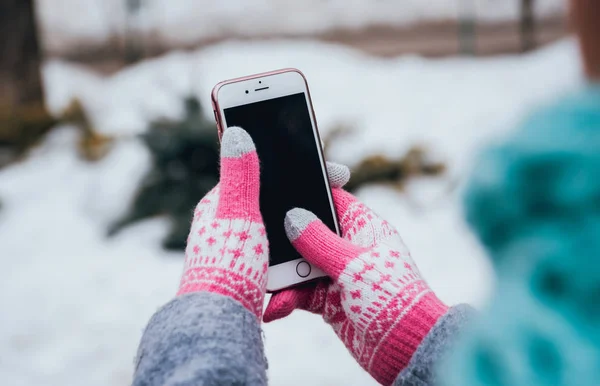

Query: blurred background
<box><xmin>0</xmin><ymin>1</ymin><xmax>583</xmax><ymax>385</ymax></box>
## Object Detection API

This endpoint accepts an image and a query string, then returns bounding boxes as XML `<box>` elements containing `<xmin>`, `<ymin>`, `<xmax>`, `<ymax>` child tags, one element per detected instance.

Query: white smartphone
<box><xmin>211</xmin><ymin>68</ymin><xmax>340</xmax><ymax>292</ymax></box>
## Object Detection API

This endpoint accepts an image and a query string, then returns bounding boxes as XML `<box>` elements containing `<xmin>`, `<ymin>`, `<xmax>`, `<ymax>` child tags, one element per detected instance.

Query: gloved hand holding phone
<box><xmin>265</xmin><ymin>168</ymin><xmax>448</xmax><ymax>385</ymax></box>
<box><xmin>177</xmin><ymin>126</ymin><xmax>361</xmax><ymax>320</ymax></box>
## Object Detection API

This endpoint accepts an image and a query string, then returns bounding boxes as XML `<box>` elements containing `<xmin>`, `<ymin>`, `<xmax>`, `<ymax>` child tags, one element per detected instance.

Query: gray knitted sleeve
<box><xmin>132</xmin><ymin>292</ymin><xmax>268</xmax><ymax>386</ymax></box>
<box><xmin>393</xmin><ymin>304</ymin><xmax>474</xmax><ymax>386</ymax></box>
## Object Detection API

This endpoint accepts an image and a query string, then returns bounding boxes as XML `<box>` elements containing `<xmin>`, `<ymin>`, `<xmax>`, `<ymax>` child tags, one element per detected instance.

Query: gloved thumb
<box><xmin>216</xmin><ymin>127</ymin><xmax>261</xmax><ymax>221</ymax></box>
<box><xmin>284</xmin><ymin>208</ymin><xmax>366</xmax><ymax>280</ymax></box>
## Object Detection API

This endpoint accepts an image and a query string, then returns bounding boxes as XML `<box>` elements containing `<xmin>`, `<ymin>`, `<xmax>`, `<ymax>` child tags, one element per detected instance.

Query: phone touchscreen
<box><xmin>224</xmin><ymin>93</ymin><xmax>337</xmax><ymax>266</ymax></box>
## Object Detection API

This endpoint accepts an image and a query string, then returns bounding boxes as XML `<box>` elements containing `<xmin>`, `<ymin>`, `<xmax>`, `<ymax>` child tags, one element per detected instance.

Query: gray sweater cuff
<box><xmin>133</xmin><ymin>292</ymin><xmax>268</xmax><ymax>386</ymax></box>
<box><xmin>393</xmin><ymin>304</ymin><xmax>474</xmax><ymax>386</ymax></box>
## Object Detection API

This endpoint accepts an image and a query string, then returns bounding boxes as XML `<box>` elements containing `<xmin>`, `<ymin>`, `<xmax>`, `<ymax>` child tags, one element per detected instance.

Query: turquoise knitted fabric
<box><xmin>441</xmin><ymin>85</ymin><xmax>600</xmax><ymax>386</ymax></box>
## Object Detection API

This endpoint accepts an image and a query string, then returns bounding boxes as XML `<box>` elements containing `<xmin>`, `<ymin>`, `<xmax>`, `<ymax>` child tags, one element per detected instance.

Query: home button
<box><xmin>296</xmin><ymin>261</ymin><xmax>311</xmax><ymax>278</ymax></box>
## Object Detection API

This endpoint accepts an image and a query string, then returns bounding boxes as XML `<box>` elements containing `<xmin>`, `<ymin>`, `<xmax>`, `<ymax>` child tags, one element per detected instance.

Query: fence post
<box><xmin>458</xmin><ymin>0</ymin><xmax>477</xmax><ymax>55</ymax></box>
<box><xmin>124</xmin><ymin>0</ymin><xmax>145</xmax><ymax>63</ymax></box>
<box><xmin>521</xmin><ymin>0</ymin><xmax>536</xmax><ymax>52</ymax></box>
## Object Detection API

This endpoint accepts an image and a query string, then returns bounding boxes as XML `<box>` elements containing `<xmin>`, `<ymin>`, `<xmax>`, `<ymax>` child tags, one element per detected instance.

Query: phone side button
<box><xmin>296</xmin><ymin>261</ymin><xmax>311</xmax><ymax>278</ymax></box>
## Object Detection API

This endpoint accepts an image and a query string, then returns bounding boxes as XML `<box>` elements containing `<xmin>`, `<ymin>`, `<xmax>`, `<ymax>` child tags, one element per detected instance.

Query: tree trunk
<box><xmin>0</xmin><ymin>0</ymin><xmax>54</xmax><ymax>166</ymax></box>
<box><xmin>521</xmin><ymin>0</ymin><xmax>536</xmax><ymax>52</ymax></box>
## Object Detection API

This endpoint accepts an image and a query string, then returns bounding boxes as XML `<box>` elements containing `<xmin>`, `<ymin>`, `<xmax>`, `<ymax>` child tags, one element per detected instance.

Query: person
<box><xmin>132</xmin><ymin>1</ymin><xmax>599</xmax><ymax>384</ymax></box>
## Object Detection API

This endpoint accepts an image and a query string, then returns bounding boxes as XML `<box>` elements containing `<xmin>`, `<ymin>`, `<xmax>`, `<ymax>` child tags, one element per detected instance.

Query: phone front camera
<box><xmin>245</xmin><ymin>90</ymin><xmax>249</xmax><ymax>94</ymax></box>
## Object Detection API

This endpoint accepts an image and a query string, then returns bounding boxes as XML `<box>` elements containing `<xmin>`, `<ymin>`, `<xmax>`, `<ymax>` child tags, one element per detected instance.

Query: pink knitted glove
<box><xmin>264</xmin><ymin>187</ymin><xmax>448</xmax><ymax>385</ymax></box>
<box><xmin>177</xmin><ymin>127</ymin><xmax>268</xmax><ymax>319</ymax></box>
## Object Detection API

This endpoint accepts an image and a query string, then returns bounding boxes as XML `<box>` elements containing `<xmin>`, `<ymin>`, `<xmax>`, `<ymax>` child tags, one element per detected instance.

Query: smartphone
<box><xmin>211</xmin><ymin>68</ymin><xmax>340</xmax><ymax>292</ymax></box>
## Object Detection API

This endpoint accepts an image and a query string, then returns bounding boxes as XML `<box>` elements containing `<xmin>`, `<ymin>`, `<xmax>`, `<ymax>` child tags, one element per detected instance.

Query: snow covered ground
<box><xmin>0</xmin><ymin>38</ymin><xmax>582</xmax><ymax>386</ymax></box>
<box><xmin>38</xmin><ymin>0</ymin><xmax>565</xmax><ymax>51</ymax></box>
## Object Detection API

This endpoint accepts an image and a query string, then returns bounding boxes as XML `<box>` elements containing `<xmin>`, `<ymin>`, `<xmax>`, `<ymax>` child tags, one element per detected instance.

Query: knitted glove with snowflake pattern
<box><xmin>177</xmin><ymin>127</ymin><xmax>269</xmax><ymax>319</ymax></box>
<box><xmin>176</xmin><ymin>126</ymin><xmax>351</xmax><ymax>320</ymax></box>
<box><xmin>265</xmin><ymin>188</ymin><xmax>448</xmax><ymax>385</ymax></box>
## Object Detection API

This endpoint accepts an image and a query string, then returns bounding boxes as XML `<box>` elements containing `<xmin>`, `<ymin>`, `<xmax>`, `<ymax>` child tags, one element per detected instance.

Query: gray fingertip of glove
<box><xmin>221</xmin><ymin>126</ymin><xmax>256</xmax><ymax>158</ymax></box>
<box><xmin>285</xmin><ymin>208</ymin><xmax>318</xmax><ymax>242</ymax></box>
<box><xmin>326</xmin><ymin>162</ymin><xmax>350</xmax><ymax>188</ymax></box>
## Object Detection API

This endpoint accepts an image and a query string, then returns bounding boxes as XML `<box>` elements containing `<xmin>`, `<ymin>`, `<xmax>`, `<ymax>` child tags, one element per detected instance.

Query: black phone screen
<box><xmin>224</xmin><ymin>92</ymin><xmax>338</xmax><ymax>266</ymax></box>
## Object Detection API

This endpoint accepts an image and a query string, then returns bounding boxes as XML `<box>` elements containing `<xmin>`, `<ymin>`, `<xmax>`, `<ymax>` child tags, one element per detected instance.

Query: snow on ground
<box><xmin>0</xmin><ymin>38</ymin><xmax>582</xmax><ymax>386</ymax></box>
<box><xmin>38</xmin><ymin>0</ymin><xmax>565</xmax><ymax>51</ymax></box>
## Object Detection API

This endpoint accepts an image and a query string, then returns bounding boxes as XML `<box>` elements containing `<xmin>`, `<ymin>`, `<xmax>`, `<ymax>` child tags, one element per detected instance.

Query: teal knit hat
<box><xmin>441</xmin><ymin>85</ymin><xmax>600</xmax><ymax>386</ymax></box>
<box><xmin>463</xmin><ymin>85</ymin><xmax>600</xmax><ymax>260</ymax></box>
